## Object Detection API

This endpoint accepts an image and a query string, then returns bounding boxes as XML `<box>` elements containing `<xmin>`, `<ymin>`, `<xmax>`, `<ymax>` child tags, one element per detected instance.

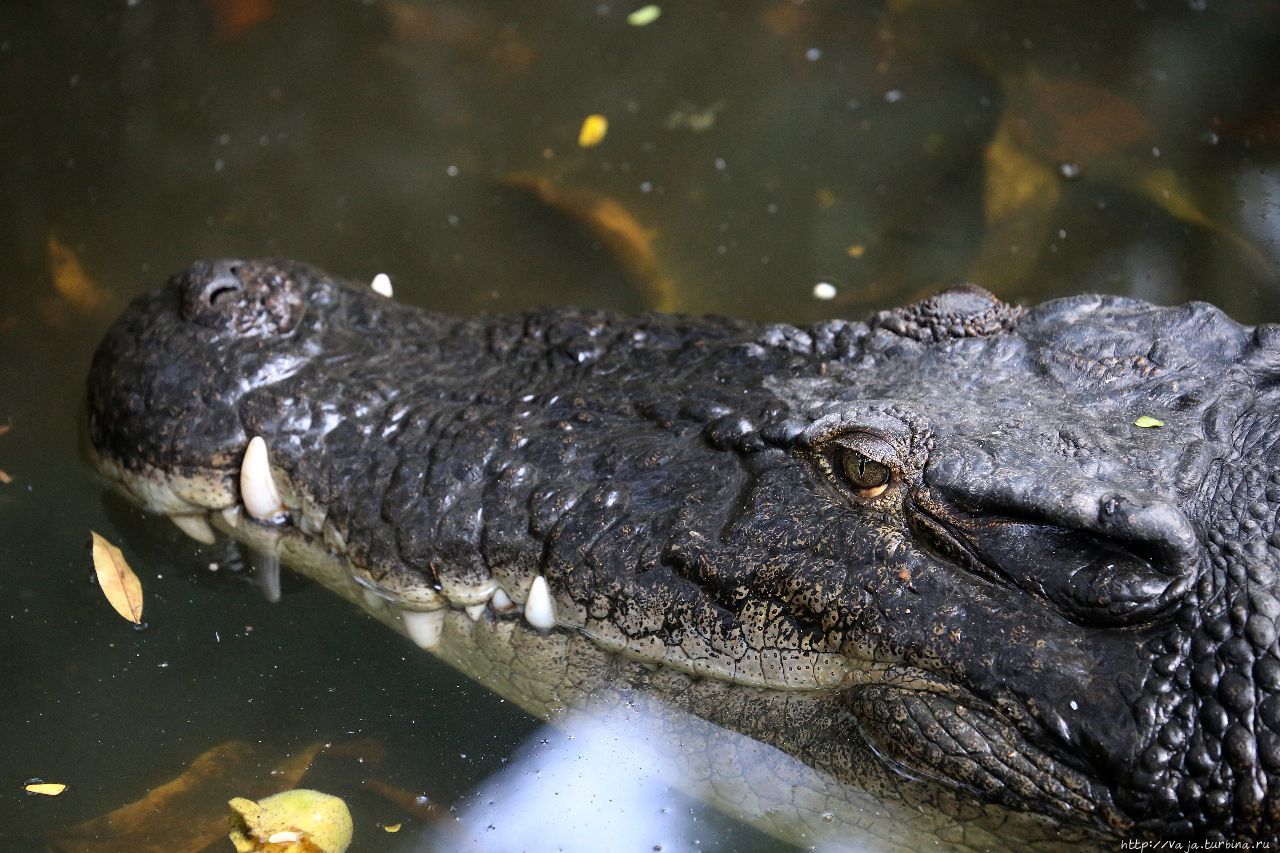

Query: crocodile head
<box><xmin>87</xmin><ymin>259</ymin><xmax>1280</xmax><ymax>839</ymax></box>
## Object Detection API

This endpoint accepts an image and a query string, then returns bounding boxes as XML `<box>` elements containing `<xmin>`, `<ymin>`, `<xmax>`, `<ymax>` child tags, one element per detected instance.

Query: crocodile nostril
<box><xmin>203</xmin><ymin>279</ymin><xmax>242</xmax><ymax>307</ymax></box>
<box><xmin>176</xmin><ymin>258</ymin><xmax>306</xmax><ymax>336</ymax></box>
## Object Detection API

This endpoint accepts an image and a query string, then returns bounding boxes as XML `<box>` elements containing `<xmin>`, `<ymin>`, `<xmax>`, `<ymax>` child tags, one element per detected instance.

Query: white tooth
<box><xmin>240</xmin><ymin>436</ymin><xmax>284</xmax><ymax>522</ymax></box>
<box><xmin>362</xmin><ymin>589</ymin><xmax>386</xmax><ymax>610</ymax></box>
<box><xmin>465</xmin><ymin>603</ymin><xmax>486</xmax><ymax>622</ymax></box>
<box><xmin>170</xmin><ymin>514</ymin><xmax>215</xmax><ymax>545</ymax></box>
<box><xmin>402</xmin><ymin>609</ymin><xmax>445</xmax><ymax>650</ymax></box>
<box><xmin>371</xmin><ymin>273</ymin><xmax>393</xmax><ymax>298</ymax></box>
<box><xmin>491</xmin><ymin>588</ymin><xmax>515</xmax><ymax>613</ymax></box>
<box><xmin>524</xmin><ymin>575</ymin><xmax>556</xmax><ymax>630</ymax></box>
<box><xmin>220</xmin><ymin>505</ymin><xmax>242</xmax><ymax>528</ymax></box>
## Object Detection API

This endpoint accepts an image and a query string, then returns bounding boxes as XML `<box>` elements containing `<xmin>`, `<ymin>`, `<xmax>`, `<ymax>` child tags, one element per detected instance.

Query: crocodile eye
<box><xmin>840</xmin><ymin>450</ymin><xmax>891</xmax><ymax>498</ymax></box>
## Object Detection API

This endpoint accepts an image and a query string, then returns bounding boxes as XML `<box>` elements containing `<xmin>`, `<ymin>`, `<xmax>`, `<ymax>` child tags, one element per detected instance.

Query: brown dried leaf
<box><xmin>0</xmin><ymin>470</ymin><xmax>12</xmax><ymax>485</ymax></box>
<box><xmin>47</xmin><ymin>234</ymin><xmax>110</xmax><ymax>313</ymax></box>
<box><xmin>500</xmin><ymin>173</ymin><xmax>679</xmax><ymax>311</ymax></box>
<box><xmin>384</xmin><ymin>3</ymin><xmax>536</xmax><ymax>76</ymax></box>
<box><xmin>89</xmin><ymin>531</ymin><xmax>143</xmax><ymax>624</ymax></box>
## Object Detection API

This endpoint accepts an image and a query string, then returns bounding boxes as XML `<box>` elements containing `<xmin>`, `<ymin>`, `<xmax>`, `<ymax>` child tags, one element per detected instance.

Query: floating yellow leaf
<box><xmin>229</xmin><ymin>789</ymin><xmax>352</xmax><ymax>853</ymax></box>
<box><xmin>846</xmin><ymin>244</ymin><xmax>866</xmax><ymax>258</ymax></box>
<box><xmin>47</xmin><ymin>234</ymin><xmax>110</xmax><ymax>313</ymax></box>
<box><xmin>90</xmin><ymin>531</ymin><xmax>144</xmax><ymax>624</ymax></box>
<box><xmin>1134</xmin><ymin>415</ymin><xmax>1165</xmax><ymax>428</ymax></box>
<box><xmin>25</xmin><ymin>782</ymin><xmax>67</xmax><ymax>796</ymax></box>
<box><xmin>578</xmin><ymin>114</ymin><xmax>609</xmax><ymax>148</ymax></box>
<box><xmin>383</xmin><ymin>823</ymin><xmax>402</xmax><ymax>833</ymax></box>
<box><xmin>627</xmin><ymin>5</ymin><xmax>661</xmax><ymax>26</ymax></box>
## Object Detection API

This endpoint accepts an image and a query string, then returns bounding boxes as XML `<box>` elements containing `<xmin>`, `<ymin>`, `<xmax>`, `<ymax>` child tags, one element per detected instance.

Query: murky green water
<box><xmin>1</xmin><ymin>2</ymin><xmax>1276</xmax><ymax>850</ymax></box>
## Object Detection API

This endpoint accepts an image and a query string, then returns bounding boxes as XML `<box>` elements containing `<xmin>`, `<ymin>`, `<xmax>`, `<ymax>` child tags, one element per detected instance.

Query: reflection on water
<box><xmin>440</xmin><ymin>708</ymin><xmax>719</xmax><ymax>853</ymax></box>
<box><xmin>1</xmin><ymin>1</ymin><xmax>1277</xmax><ymax>849</ymax></box>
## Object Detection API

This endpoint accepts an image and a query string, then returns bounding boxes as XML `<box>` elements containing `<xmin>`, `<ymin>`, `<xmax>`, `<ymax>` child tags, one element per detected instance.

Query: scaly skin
<box><xmin>86</xmin><ymin>259</ymin><xmax>1280</xmax><ymax>841</ymax></box>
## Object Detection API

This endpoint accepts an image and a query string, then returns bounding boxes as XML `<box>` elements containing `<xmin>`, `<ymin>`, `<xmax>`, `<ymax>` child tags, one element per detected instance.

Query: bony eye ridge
<box><xmin>840</xmin><ymin>450</ymin><xmax>891</xmax><ymax>497</ymax></box>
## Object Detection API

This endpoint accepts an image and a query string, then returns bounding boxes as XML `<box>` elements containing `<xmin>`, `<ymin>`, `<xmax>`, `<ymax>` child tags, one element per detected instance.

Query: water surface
<box><xmin>1</xmin><ymin>2</ymin><xmax>1277</xmax><ymax>850</ymax></box>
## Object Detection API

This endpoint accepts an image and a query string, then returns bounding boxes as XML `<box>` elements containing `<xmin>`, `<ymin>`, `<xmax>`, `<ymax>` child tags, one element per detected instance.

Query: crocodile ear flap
<box><xmin>970</xmin><ymin>522</ymin><xmax>1195</xmax><ymax>627</ymax></box>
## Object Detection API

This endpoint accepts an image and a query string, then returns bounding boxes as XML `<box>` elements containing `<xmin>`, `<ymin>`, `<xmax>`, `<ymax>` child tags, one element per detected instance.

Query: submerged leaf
<box><xmin>1130</xmin><ymin>169</ymin><xmax>1273</xmax><ymax>275</ymax></box>
<box><xmin>49</xmin><ymin>740</ymin><xmax>328</xmax><ymax>853</ymax></box>
<box><xmin>1005</xmin><ymin>72</ymin><xmax>1152</xmax><ymax>168</ymax></box>
<box><xmin>89</xmin><ymin>531</ymin><xmax>144</xmax><ymax>624</ymax></box>
<box><xmin>207</xmin><ymin>0</ymin><xmax>276</xmax><ymax>42</ymax></box>
<box><xmin>47</xmin><ymin>234</ymin><xmax>110</xmax><ymax>313</ymax></box>
<box><xmin>966</xmin><ymin>116</ymin><xmax>1060</xmax><ymax>288</ymax></box>
<box><xmin>500</xmin><ymin>173</ymin><xmax>679</xmax><ymax>311</ymax></box>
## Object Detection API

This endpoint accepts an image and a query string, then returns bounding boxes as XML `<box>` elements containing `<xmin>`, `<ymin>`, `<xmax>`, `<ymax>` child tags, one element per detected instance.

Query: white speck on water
<box><xmin>1059</xmin><ymin>162</ymin><xmax>1081</xmax><ymax>179</ymax></box>
<box><xmin>884</xmin><ymin>89</ymin><xmax>904</xmax><ymax>103</ymax></box>
<box><xmin>639</xmin><ymin>181</ymin><xmax>652</xmax><ymax>193</ymax></box>
<box><xmin>1070</xmin><ymin>700</ymin><xmax>1079</xmax><ymax>710</ymax></box>
<box><xmin>713</xmin><ymin>157</ymin><xmax>727</xmax><ymax>171</ymax></box>
<box><xmin>805</xmin><ymin>47</ymin><xmax>822</xmax><ymax>61</ymax></box>
<box><xmin>446</xmin><ymin>164</ymin><xmax>459</xmax><ymax>177</ymax></box>
<box><xmin>812</xmin><ymin>282</ymin><xmax>837</xmax><ymax>300</ymax></box>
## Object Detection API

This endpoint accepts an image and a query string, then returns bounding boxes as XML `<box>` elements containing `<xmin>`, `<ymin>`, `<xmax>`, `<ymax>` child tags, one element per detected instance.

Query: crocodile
<box><xmin>85</xmin><ymin>259</ymin><xmax>1280</xmax><ymax>845</ymax></box>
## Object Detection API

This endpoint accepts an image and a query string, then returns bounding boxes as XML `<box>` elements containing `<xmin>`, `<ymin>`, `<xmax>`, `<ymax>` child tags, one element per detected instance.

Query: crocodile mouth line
<box><xmin>87</xmin><ymin>438</ymin><xmax>963</xmax><ymax>699</ymax></box>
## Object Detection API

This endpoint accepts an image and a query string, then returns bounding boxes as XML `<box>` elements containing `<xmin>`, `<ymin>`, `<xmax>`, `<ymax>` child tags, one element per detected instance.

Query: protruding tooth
<box><xmin>491</xmin><ymin>588</ymin><xmax>515</xmax><ymax>614</ymax></box>
<box><xmin>464</xmin><ymin>603</ymin><xmax>486</xmax><ymax>622</ymax></box>
<box><xmin>524</xmin><ymin>575</ymin><xmax>556</xmax><ymax>630</ymax></box>
<box><xmin>170</xmin><ymin>514</ymin><xmax>216</xmax><ymax>545</ymax></box>
<box><xmin>252</xmin><ymin>551</ymin><xmax>282</xmax><ymax>603</ymax></box>
<box><xmin>220</xmin><ymin>505</ymin><xmax>242</xmax><ymax>529</ymax></box>
<box><xmin>371</xmin><ymin>273</ymin><xmax>393</xmax><ymax>298</ymax></box>
<box><xmin>402</xmin><ymin>609</ymin><xmax>445</xmax><ymax>650</ymax></box>
<box><xmin>240</xmin><ymin>436</ymin><xmax>284</xmax><ymax>522</ymax></box>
